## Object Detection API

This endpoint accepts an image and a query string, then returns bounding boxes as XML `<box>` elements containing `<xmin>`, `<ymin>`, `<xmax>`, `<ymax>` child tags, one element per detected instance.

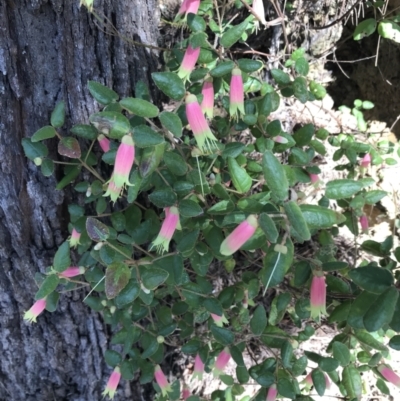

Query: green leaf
<box><xmin>35</xmin><ymin>275</ymin><xmax>60</xmax><ymax>300</ymax></box>
<box><xmin>58</xmin><ymin>137</ymin><xmax>81</xmax><ymax>159</ymax></box>
<box><xmin>250</xmin><ymin>305</ymin><xmax>267</xmax><ymax>335</ymax></box>
<box><xmin>342</xmin><ymin>365</ymin><xmax>362</xmax><ymax>399</ymax></box>
<box><xmin>309</xmin><ymin>81</ymin><xmax>327</xmax><ymax>99</ymax></box>
<box><xmin>332</xmin><ymin>342</ymin><xmax>350</xmax><ymax>367</ymax></box>
<box><xmin>179</xmin><ymin>199</ymin><xmax>203</xmax><ymax>217</ymax></box>
<box><xmin>389</xmin><ymin>334</ymin><xmax>400</xmax><ymax>350</ymax></box>
<box><xmin>227</xmin><ymin>157</ymin><xmax>252</xmax><ymax>193</ymax></box>
<box><xmin>283</xmin><ymin>201</ymin><xmax>311</xmax><ymax>241</ymax></box>
<box><xmin>325</xmin><ymin>179</ymin><xmax>364</xmax><ymax>199</ymax></box>
<box><xmin>378</xmin><ymin>20</ymin><xmax>400</xmax><ymax>43</ymax></box>
<box><xmin>300</xmin><ymin>205</ymin><xmax>346</xmax><ymax>229</ymax></box>
<box><xmin>271</xmin><ymin>69</ymin><xmax>291</xmax><ymax>85</ymax></box>
<box><xmin>348</xmin><ymin>266</ymin><xmax>393</xmax><ymax>294</ymax></box>
<box><xmin>187</xmin><ymin>13</ymin><xmax>206</xmax><ymax>31</ymax></box>
<box><xmin>159</xmin><ymin>111</ymin><xmax>182</xmax><ymax>137</ymax></box>
<box><xmin>164</xmin><ymin>151</ymin><xmax>188</xmax><ymax>176</ymax></box>
<box><xmin>210</xmin><ymin>61</ymin><xmax>234</xmax><ymax>77</ymax></box>
<box><xmin>53</xmin><ymin>241</ymin><xmax>71</xmax><ymax>272</ymax></box>
<box><xmin>86</xmin><ymin>217</ymin><xmax>110</xmax><ymax>242</ymax></box>
<box><xmin>262</xmin><ymin>150</ymin><xmax>289</xmax><ymax>201</ymax></box>
<box><xmin>237</xmin><ymin>59</ymin><xmax>263</xmax><ymax>73</ymax></box>
<box><xmin>70</xmin><ymin>124</ymin><xmax>98</xmax><ymax>140</ymax></box>
<box><xmin>105</xmin><ymin>262</ymin><xmax>130</xmax><ymax>299</ymax></box>
<box><xmin>56</xmin><ymin>166</ymin><xmax>81</xmax><ymax>190</ymax></box>
<box><xmin>120</xmin><ymin>97</ymin><xmax>159</xmax><ymax>118</ymax></box>
<box><xmin>151</xmin><ymin>72</ymin><xmax>185</xmax><ymax>100</ymax></box>
<box><xmin>115</xmin><ymin>280</ymin><xmax>140</xmax><ymax>308</ymax></box>
<box><xmin>220</xmin><ymin>20</ymin><xmax>249</xmax><ymax>48</ymax></box>
<box><xmin>45</xmin><ymin>291</ymin><xmax>60</xmax><ymax>312</ymax></box>
<box><xmin>293</xmin><ymin>124</ymin><xmax>314</xmax><ymax>146</ymax></box>
<box><xmin>363</xmin><ymin>286</ymin><xmax>398</xmax><ymax>332</ymax></box>
<box><xmin>281</xmin><ymin>340</ymin><xmax>293</xmax><ymax>368</ymax></box>
<box><xmin>293</xmin><ymin>261</ymin><xmax>311</xmax><ymax>287</ymax></box>
<box><xmin>353</xmin><ymin>18</ymin><xmax>377</xmax><ymax>40</ymax></box>
<box><xmin>203</xmin><ymin>298</ymin><xmax>223</xmax><ymax>316</ymax></box>
<box><xmin>292</xmin><ymin>356</ymin><xmax>308</xmax><ymax>376</ymax></box>
<box><xmin>140</xmin><ymin>266</ymin><xmax>169</xmax><ymax>290</ymax></box>
<box><xmin>222</xmin><ymin>143</ymin><xmax>246</xmax><ymax>158</ymax></box>
<box><xmin>104</xmin><ymin>349</ymin><xmax>122</xmax><ymax>367</ymax></box>
<box><xmin>211</xmin><ymin>325</ymin><xmax>234</xmax><ymax>345</ymax></box>
<box><xmin>51</xmin><ymin>101</ymin><xmax>66</xmax><ymax>128</ymax></box>
<box><xmin>22</xmin><ymin>138</ymin><xmax>49</xmax><ymax>160</ymax></box>
<box><xmin>41</xmin><ymin>158</ymin><xmax>54</xmax><ymax>177</ymax></box>
<box><xmin>364</xmin><ymin>190</ymin><xmax>387</xmax><ymax>204</ymax></box>
<box><xmin>293</xmin><ymin>77</ymin><xmax>308</xmax><ymax>103</ymax></box>
<box><xmin>139</xmin><ymin>143</ymin><xmax>165</xmax><ymax>178</ymax></box>
<box><xmin>295</xmin><ymin>57</ymin><xmax>309</xmax><ymax>76</ymax></box>
<box><xmin>260</xmin><ymin>237</ymin><xmax>293</xmax><ymax>288</ymax></box>
<box><xmin>148</xmin><ymin>188</ymin><xmax>177</xmax><ymax>208</ymax></box>
<box><xmin>88</xmin><ymin>81</ymin><xmax>119</xmax><ymax>105</ymax></box>
<box><xmin>353</xmin><ymin>330</ymin><xmax>388</xmax><ymax>352</ymax></box>
<box><xmin>133</xmin><ymin>125</ymin><xmax>164</xmax><ymax>148</ymax></box>
<box><xmin>258</xmin><ymin>213</ymin><xmax>279</xmax><ymax>243</ymax></box>
<box><xmin>319</xmin><ymin>357</ymin><xmax>339</xmax><ymax>372</ymax></box>
<box><xmin>31</xmin><ymin>125</ymin><xmax>57</xmax><ymax>142</ymax></box>
<box><xmin>89</xmin><ymin>111</ymin><xmax>130</xmax><ymax>139</ymax></box>
<box><xmin>207</xmin><ymin>200</ymin><xmax>235</xmax><ymax>215</ymax></box>
<box><xmin>312</xmin><ymin>368</ymin><xmax>326</xmax><ymax>396</ymax></box>
<box><xmin>277</xmin><ymin>377</ymin><xmax>295</xmax><ymax>399</ymax></box>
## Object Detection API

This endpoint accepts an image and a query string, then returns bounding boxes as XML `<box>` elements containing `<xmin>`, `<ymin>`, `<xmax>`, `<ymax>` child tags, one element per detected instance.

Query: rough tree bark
<box><xmin>0</xmin><ymin>1</ymin><xmax>160</xmax><ymax>400</ymax></box>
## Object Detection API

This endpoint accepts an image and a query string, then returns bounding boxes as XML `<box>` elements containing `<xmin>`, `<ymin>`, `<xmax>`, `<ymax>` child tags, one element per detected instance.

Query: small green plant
<box><xmin>22</xmin><ymin>0</ymin><xmax>400</xmax><ymax>400</ymax></box>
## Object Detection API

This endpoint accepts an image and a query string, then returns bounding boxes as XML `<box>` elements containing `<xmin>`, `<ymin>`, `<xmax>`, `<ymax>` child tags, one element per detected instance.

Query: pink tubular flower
<box><xmin>310</xmin><ymin>274</ymin><xmax>327</xmax><ymax>320</ymax></box>
<box><xmin>182</xmin><ymin>386</ymin><xmax>191</xmax><ymax>400</ymax></box>
<box><xmin>201</xmin><ymin>77</ymin><xmax>214</xmax><ymax>119</ymax></box>
<box><xmin>266</xmin><ymin>384</ymin><xmax>278</xmax><ymax>401</ymax></box>
<box><xmin>151</xmin><ymin>206</ymin><xmax>180</xmax><ymax>253</ymax></box>
<box><xmin>252</xmin><ymin>0</ymin><xmax>267</xmax><ymax>31</ymax></box>
<box><xmin>24</xmin><ymin>298</ymin><xmax>47</xmax><ymax>323</ymax></box>
<box><xmin>113</xmin><ymin>134</ymin><xmax>135</xmax><ymax>188</ymax></box>
<box><xmin>176</xmin><ymin>0</ymin><xmax>200</xmax><ymax>20</ymax></box>
<box><xmin>102</xmin><ymin>367</ymin><xmax>121</xmax><ymax>399</ymax></box>
<box><xmin>154</xmin><ymin>365</ymin><xmax>171</xmax><ymax>396</ymax></box>
<box><xmin>104</xmin><ymin>174</ymin><xmax>123</xmax><ymax>203</ymax></box>
<box><xmin>273</xmin><ymin>135</ymin><xmax>288</xmax><ymax>144</ymax></box>
<box><xmin>98</xmin><ymin>134</ymin><xmax>111</xmax><ymax>152</ymax></box>
<box><xmin>185</xmin><ymin>93</ymin><xmax>218</xmax><ymax>152</ymax></box>
<box><xmin>360</xmin><ymin>215</ymin><xmax>369</xmax><ymax>234</ymax></box>
<box><xmin>69</xmin><ymin>228</ymin><xmax>81</xmax><ymax>248</ymax></box>
<box><xmin>220</xmin><ymin>215</ymin><xmax>258</xmax><ymax>256</ymax></box>
<box><xmin>229</xmin><ymin>67</ymin><xmax>245</xmax><ymax>120</ymax></box>
<box><xmin>213</xmin><ymin>348</ymin><xmax>231</xmax><ymax>377</ymax></box>
<box><xmin>361</xmin><ymin>153</ymin><xmax>371</xmax><ymax>168</ymax></box>
<box><xmin>192</xmin><ymin>354</ymin><xmax>205</xmax><ymax>380</ymax></box>
<box><xmin>59</xmin><ymin>266</ymin><xmax>85</xmax><ymax>278</ymax></box>
<box><xmin>210</xmin><ymin>313</ymin><xmax>229</xmax><ymax>327</ymax></box>
<box><xmin>309</xmin><ymin>173</ymin><xmax>319</xmax><ymax>184</ymax></box>
<box><xmin>178</xmin><ymin>45</ymin><xmax>201</xmax><ymax>82</ymax></box>
<box><xmin>378</xmin><ymin>365</ymin><xmax>400</xmax><ymax>387</ymax></box>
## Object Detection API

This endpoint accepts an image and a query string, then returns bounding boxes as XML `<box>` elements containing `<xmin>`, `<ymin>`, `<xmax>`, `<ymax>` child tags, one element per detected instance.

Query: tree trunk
<box><xmin>0</xmin><ymin>1</ymin><xmax>160</xmax><ymax>400</ymax></box>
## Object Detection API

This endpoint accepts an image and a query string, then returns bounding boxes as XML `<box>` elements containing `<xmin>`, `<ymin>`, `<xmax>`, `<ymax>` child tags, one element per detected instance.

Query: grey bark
<box><xmin>0</xmin><ymin>1</ymin><xmax>160</xmax><ymax>400</ymax></box>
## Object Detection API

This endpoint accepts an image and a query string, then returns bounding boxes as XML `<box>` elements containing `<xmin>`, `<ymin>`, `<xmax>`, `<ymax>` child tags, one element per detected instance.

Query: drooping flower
<box><xmin>273</xmin><ymin>135</ymin><xmax>288</xmax><ymax>144</ymax></box>
<box><xmin>310</xmin><ymin>274</ymin><xmax>327</xmax><ymax>320</ymax></box>
<box><xmin>361</xmin><ymin>153</ymin><xmax>371</xmax><ymax>169</ymax></box>
<box><xmin>24</xmin><ymin>298</ymin><xmax>47</xmax><ymax>323</ymax></box>
<box><xmin>201</xmin><ymin>77</ymin><xmax>214</xmax><ymax>119</ymax></box>
<box><xmin>113</xmin><ymin>134</ymin><xmax>135</xmax><ymax>188</ymax></box>
<box><xmin>220</xmin><ymin>215</ymin><xmax>258</xmax><ymax>256</ymax></box>
<box><xmin>251</xmin><ymin>0</ymin><xmax>267</xmax><ymax>31</ymax></box>
<box><xmin>309</xmin><ymin>173</ymin><xmax>320</xmax><ymax>184</ymax></box>
<box><xmin>212</xmin><ymin>348</ymin><xmax>231</xmax><ymax>377</ymax></box>
<box><xmin>151</xmin><ymin>206</ymin><xmax>180</xmax><ymax>253</ymax></box>
<box><xmin>102</xmin><ymin>367</ymin><xmax>121</xmax><ymax>400</ymax></box>
<box><xmin>59</xmin><ymin>266</ymin><xmax>85</xmax><ymax>278</ymax></box>
<box><xmin>177</xmin><ymin>45</ymin><xmax>201</xmax><ymax>82</ymax></box>
<box><xmin>229</xmin><ymin>67</ymin><xmax>245</xmax><ymax>120</ymax></box>
<box><xmin>266</xmin><ymin>384</ymin><xmax>278</xmax><ymax>401</ymax></box>
<box><xmin>69</xmin><ymin>228</ymin><xmax>81</xmax><ymax>248</ymax></box>
<box><xmin>97</xmin><ymin>134</ymin><xmax>111</xmax><ymax>153</ymax></box>
<box><xmin>175</xmin><ymin>0</ymin><xmax>201</xmax><ymax>21</ymax></box>
<box><xmin>79</xmin><ymin>0</ymin><xmax>94</xmax><ymax>12</ymax></box>
<box><xmin>360</xmin><ymin>215</ymin><xmax>369</xmax><ymax>234</ymax></box>
<box><xmin>378</xmin><ymin>365</ymin><xmax>400</xmax><ymax>387</ymax></box>
<box><xmin>210</xmin><ymin>313</ymin><xmax>229</xmax><ymax>327</ymax></box>
<box><xmin>182</xmin><ymin>386</ymin><xmax>191</xmax><ymax>400</ymax></box>
<box><xmin>104</xmin><ymin>174</ymin><xmax>123</xmax><ymax>203</ymax></box>
<box><xmin>154</xmin><ymin>365</ymin><xmax>172</xmax><ymax>396</ymax></box>
<box><xmin>185</xmin><ymin>93</ymin><xmax>218</xmax><ymax>152</ymax></box>
<box><xmin>192</xmin><ymin>354</ymin><xmax>205</xmax><ymax>380</ymax></box>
